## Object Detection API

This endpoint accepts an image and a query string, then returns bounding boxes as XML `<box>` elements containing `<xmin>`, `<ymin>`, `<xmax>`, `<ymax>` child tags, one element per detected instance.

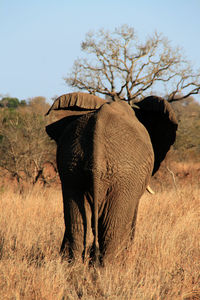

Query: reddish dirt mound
<box><xmin>151</xmin><ymin>161</ymin><xmax>200</xmax><ymax>192</ymax></box>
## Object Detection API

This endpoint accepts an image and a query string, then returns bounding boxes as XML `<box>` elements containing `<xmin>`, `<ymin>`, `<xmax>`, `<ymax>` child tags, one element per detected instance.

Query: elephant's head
<box><xmin>46</xmin><ymin>92</ymin><xmax>178</xmax><ymax>175</ymax></box>
<box><xmin>46</xmin><ymin>92</ymin><xmax>107</xmax><ymax>115</ymax></box>
<box><xmin>46</xmin><ymin>92</ymin><xmax>107</xmax><ymax>143</ymax></box>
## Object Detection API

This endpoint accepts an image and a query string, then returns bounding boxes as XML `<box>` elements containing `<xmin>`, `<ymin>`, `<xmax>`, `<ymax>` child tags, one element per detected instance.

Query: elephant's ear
<box><xmin>134</xmin><ymin>96</ymin><xmax>178</xmax><ymax>175</ymax></box>
<box><xmin>46</xmin><ymin>92</ymin><xmax>107</xmax><ymax>115</ymax></box>
<box><xmin>46</xmin><ymin>115</ymin><xmax>80</xmax><ymax>143</ymax></box>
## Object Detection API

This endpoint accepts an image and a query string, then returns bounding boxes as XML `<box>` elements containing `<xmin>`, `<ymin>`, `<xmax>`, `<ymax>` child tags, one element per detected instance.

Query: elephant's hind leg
<box><xmin>98</xmin><ymin>189</ymin><xmax>139</xmax><ymax>265</ymax></box>
<box><xmin>61</xmin><ymin>188</ymin><xmax>92</xmax><ymax>263</ymax></box>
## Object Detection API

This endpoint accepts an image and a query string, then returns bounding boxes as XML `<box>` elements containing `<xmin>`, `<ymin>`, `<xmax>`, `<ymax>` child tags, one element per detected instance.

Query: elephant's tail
<box><xmin>92</xmin><ymin>173</ymin><xmax>101</xmax><ymax>265</ymax></box>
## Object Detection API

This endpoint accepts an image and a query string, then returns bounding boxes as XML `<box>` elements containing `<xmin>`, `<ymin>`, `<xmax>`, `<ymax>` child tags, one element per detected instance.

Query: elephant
<box><xmin>45</xmin><ymin>92</ymin><xmax>178</xmax><ymax>265</ymax></box>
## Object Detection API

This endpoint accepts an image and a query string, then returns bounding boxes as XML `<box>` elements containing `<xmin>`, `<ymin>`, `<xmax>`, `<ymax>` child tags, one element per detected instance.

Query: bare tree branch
<box><xmin>64</xmin><ymin>25</ymin><xmax>200</xmax><ymax>102</ymax></box>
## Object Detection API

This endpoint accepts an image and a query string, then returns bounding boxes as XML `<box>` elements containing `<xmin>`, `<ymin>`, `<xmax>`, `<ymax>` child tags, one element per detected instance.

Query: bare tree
<box><xmin>65</xmin><ymin>25</ymin><xmax>200</xmax><ymax>103</ymax></box>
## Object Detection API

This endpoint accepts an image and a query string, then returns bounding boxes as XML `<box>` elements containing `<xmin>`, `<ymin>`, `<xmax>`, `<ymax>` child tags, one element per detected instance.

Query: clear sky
<box><xmin>1</xmin><ymin>0</ymin><xmax>200</xmax><ymax>102</ymax></box>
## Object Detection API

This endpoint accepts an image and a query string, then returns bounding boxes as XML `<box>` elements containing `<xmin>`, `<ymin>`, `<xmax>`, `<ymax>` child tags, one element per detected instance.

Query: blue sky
<box><xmin>1</xmin><ymin>0</ymin><xmax>200</xmax><ymax>102</ymax></box>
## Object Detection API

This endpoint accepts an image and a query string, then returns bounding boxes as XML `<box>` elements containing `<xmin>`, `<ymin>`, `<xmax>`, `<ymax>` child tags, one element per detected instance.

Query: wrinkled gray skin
<box><xmin>46</xmin><ymin>92</ymin><xmax>178</xmax><ymax>265</ymax></box>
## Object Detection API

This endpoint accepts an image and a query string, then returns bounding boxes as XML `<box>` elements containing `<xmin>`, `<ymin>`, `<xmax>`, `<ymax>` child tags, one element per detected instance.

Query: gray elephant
<box><xmin>46</xmin><ymin>92</ymin><xmax>178</xmax><ymax>265</ymax></box>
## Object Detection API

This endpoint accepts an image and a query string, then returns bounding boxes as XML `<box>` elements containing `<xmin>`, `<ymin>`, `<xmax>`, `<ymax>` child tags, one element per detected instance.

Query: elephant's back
<box><xmin>93</xmin><ymin>102</ymin><xmax>154</xmax><ymax>191</ymax></box>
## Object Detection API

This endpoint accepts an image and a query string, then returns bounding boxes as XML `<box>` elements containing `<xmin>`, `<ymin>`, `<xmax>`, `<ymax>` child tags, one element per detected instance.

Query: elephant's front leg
<box><xmin>60</xmin><ymin>188</ymin><xmax>92</xmax><ymax>262</ymax></box>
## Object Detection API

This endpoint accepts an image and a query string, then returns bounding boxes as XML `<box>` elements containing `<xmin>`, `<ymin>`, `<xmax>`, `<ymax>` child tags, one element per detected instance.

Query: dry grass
<box><xmin>0</xmin><ymin>183</ymin><xmax>199</xmax><ymax>299</ymax></box>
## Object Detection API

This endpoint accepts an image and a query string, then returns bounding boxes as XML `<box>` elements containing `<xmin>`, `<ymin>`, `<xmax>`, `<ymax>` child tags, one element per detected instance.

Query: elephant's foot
<box><xmin>60</xmin><ymin>242</ymin><xmax>74</xmax><ymax>264</ymax></box>
<box><xmin>89</xmin><ymin>244</ymin><xmax>102</xmax><ymax>267</ymax></box>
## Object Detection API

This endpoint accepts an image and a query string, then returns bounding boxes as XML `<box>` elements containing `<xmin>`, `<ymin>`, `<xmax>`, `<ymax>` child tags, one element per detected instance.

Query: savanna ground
<box><xmin>0</xmin><ymin>162</ymin><xmax>199</xmax><ymax>300</ymax></box>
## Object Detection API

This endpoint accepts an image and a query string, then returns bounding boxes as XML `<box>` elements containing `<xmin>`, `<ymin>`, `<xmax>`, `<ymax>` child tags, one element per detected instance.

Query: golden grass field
<box><xmin>0</xmin><ymin>178</ymin><xmax>199</xmax><ymax>299</ymax></box>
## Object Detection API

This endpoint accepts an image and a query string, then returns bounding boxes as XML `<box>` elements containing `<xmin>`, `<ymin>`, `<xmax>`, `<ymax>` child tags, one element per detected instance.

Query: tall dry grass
<box><xmin>0</xmin><ymin>184</ymin><xmax>199</xmax><ymax>299</ymax></box>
